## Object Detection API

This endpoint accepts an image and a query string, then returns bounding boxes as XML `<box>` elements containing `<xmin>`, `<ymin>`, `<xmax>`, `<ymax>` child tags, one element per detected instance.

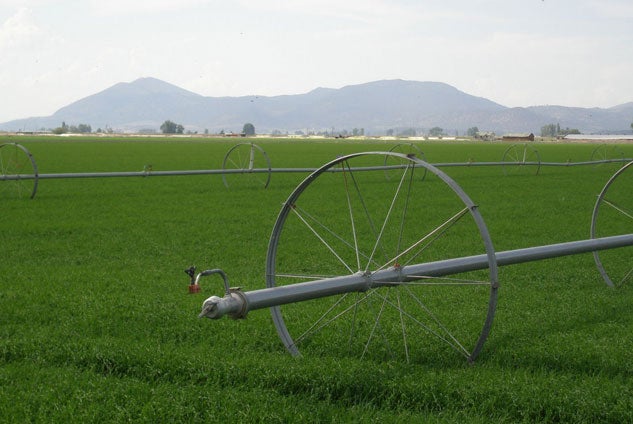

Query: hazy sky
<box><xmin>1</xmin><ymin>0</ymin><xmax>632</xmax><ymax>123</ymax></box>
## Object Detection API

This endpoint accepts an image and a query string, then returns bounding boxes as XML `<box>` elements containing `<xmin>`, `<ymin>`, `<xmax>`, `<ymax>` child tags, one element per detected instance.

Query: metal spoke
<box><xmin>602</xmin><ymin>198</ymin><xmax>633</xmax><ymax>221</ymax></box>
<box><xmin>248</xmin><ymin>145</ymin><xmax>256</xmax><ymax>170</ymax></box>
<box><xmin>344</xmin><ymin>160</ymin><xmax>389</xmax><ymax>266</ymax></box>
<box><xmin>373</xmin><ymin>287</ymin><xmax>470</xmax><ymax>358</ymax></box>
<box><xmin>366</xmin><ymin>162</ymin><xmax>413</xmax><ymax>272</ymax></box>
<box><xmin>396</xmin><ymin>290</ymin><xmax>410</xmax><ymax>363</ymax></box>
<box><xmin>377</xmin><ymin>207</ymin><xmax>470</xmax><ymax>271</ymax></box>
<box><xmin>401</xmin><ymin>207</ymin><xmax>470</xmax><ymax>268</ymax></box>
<box><xmin>347</xmin><ymin>293</ymin><xmax>361</xmax><ymax>353</ymax></box>
<box><xmin>290</xmin><ymin>205</ymin><xmax>355</xmax><ymax>274</ymax></box>
<box><xmin>294</xmin><ymin>291</ymin><xmax>377</xmax><ymax>346</ymax></box>
<box><xmin>294</xmin><ymin>292</ymin><xmax>355</xmax><ymax>345</ymax></box>
<box><xmin>342</xmin><ymin>161</ymin><xmax>362</xmax><ymax>271</ymax></box>
<box><xmin>292</xmin><ymin>204</ymin><xmax>378</xmax><ymax>268</ymax></box>
<box><xmin>396</xmin><ymin>164</ymin><xmax>416</xmax><ymax>258</ymax></box>
<box><xmin>618</xmin><ymin>267</ymin><xmax>633</xmax><ymax>287</ymax></box>
<box><xmin>402</xmin><ymin>285</ymin><xmax>470</xmax><ymax>357</ymax></box>
<box><xmin>361</xmin><ymin>290</ymin><xmax>393</xmax><ymax>360</ymax></box>
<box><xmin>228</xmin><ymin>156</ymin><xmax>242</xmax><ymax>169</ymax></box>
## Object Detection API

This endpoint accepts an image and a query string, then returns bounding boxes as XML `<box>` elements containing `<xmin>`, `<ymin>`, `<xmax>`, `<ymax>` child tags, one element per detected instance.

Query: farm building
<box><xmin>502</xmin><ymin>133</ymin><xmax>534</xmax><ymax>142</ymax></box>
<box><xmin>475</xmin><ymin>131</ymin><xmax>496</xmax><ymax>141</ymax></box>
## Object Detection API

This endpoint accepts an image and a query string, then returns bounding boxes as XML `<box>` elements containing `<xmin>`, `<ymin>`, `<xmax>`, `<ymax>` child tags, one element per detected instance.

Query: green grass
<box><xmin>1</xmin><ymin>137</ymin><xmax>633</xmax><ymax>422</ymax></box>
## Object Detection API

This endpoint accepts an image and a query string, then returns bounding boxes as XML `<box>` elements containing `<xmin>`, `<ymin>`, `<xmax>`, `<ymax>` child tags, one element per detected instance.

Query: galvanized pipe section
<box><xmin>399</xmin><ymin>234</ymin><xmax>633</xmax><ymax>280</ymax></box>
<box><xmin>3</xmin><ymin>159</ymin><xmax>632</xmax><ymax>181</ymax></box>
<box><xmin>200</xmin><ymin>233</ymin><xmax>633</xmax><ymax>319</ymax></box>
<box><xmin>432</xmin><ymin>159</ymin><xmax>631</xmax><ymax>167</ymax></box>
<box><xmin>244</xmin><ymin>272</ymin><xmax>372</xmax><ymax>311</ymax></box>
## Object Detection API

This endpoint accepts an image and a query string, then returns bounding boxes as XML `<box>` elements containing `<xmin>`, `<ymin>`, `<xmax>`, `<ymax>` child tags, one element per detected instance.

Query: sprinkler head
<box><xmin>184</xmin><ymin>266</ymin><xmax>201</xmax><ymax>293</ymax></box>
<box><xmin>185</xmin><ymin>266</ymin><xmax>196</xmax><ymax>284</ymax></box>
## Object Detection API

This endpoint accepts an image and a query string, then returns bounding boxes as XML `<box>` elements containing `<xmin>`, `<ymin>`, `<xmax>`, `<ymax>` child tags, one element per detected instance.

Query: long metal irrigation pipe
<box><xmin>433</xmin><ymin>159</ymin><xmax>631</xmax><ymax>167</ymax></box>
<box><xmin>2</xmin><ymin>158</ymin><xmax>632</xmax><ymax>181</ymax></box>
<box><xmin>199</xmin><ymin>233</ymin><xmax>633</xmax><ymax>319</ymax></box>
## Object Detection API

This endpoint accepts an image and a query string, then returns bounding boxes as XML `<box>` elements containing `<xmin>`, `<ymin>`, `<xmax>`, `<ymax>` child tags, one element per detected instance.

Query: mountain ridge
<box><xmin>2</xmin><ymin>77</ymin><xmax>632</xmax><ymax>135</ymax></box>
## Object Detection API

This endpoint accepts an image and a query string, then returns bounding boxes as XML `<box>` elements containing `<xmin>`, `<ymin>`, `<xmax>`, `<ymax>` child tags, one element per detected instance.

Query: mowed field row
<box><xmin>1</xmin><ymin>137</ymin><xmax>633</xmax><ymax>422</ymax></box>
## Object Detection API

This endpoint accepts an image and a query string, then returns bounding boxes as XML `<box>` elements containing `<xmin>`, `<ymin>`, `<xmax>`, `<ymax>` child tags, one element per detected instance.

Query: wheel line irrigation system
<box><xmin>1</xmin><ymin>142</ymin><xmax>630</xmax><ymax>199</ymax></box>
<box><xmin>2</xmin><ymin>141</ymin><xmax>632</xmax><ymax>363</ymax></box>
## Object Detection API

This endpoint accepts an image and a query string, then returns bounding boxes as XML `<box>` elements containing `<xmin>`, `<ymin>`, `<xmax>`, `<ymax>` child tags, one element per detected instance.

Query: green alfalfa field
<box><xmin>1</xmin><ymin>137</ymin><xmax>633</xmax><ymax>422</ymax></box>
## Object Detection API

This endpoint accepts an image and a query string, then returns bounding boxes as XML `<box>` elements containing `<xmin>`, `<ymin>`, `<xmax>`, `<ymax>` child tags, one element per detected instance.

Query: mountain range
<box><xmin>3</xmin><ymin>77</ymin><xmax>632</xmax><ymax>135</ymax></box>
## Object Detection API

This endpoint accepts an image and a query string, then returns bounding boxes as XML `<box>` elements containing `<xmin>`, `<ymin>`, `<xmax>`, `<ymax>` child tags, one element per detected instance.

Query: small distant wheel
<box><xmin>221</xmin><ymin>143</ymin><xmax>272</xmax><ymax>189</ymax></box>
<box><xmin>0</xmin><ymin>143</ymin><xmax>38</xmax><ymax>199</ymax></box>
<box><xmin>266</xmin><ymin>152</ymin><xmax>498</xmax><ymax>363</ymax></box>
<box><xmin>384</xmin><ymin>143</ymin><xmax>427</xmax><ymax>181</ymax></box>
<box><xmin>590</xmin><ymin>144</ymin><xmax>625</xmax><ymax>169</ymax></box>
<box><xmin>591</xmin><ymin>161</ymin><xmax>633</xmax><ymax>287</ymax></box>
<box><xmin>501</xmin><ymin>143</ymin><xmax>541</xmax><ymax>176</ymax></box>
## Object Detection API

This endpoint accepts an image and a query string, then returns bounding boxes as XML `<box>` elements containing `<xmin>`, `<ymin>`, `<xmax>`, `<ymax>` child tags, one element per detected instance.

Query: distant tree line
<box><xmin>383</xmin><ymin>127</ymin><xmax>449</xmax><ymax>137</ymax></box>
<box><xmin>157</xmin><ymin>121</ymin><xmax>257</xmax><ymax>136</ymax></box>
<box><xmin>52</xmin><ymin>121</ymin><xmax>92</xmax><ymax>134</ymax></box>
<box><xmin>49</xmin><ymin>120</ymin><xmax>572</xmax><ymax>138</ymax></box>
<box><xmin>160</xmin><ymin>120</ymin><xmax>184</xmax><ymax>134</ymax></box>
<box><xmin>466</xmin><ymin>126</ymin><xmax>479</xmax><ymax>137</ymax></box>
<box><xmin>242</xmin><ymin>123</ymin><xmax>255</xmax><ymax>135</ymax></box>
<box><xmin>540</xmin><ymin>123</ymin><xmax>580</xmax><ymax>137</ymax></box>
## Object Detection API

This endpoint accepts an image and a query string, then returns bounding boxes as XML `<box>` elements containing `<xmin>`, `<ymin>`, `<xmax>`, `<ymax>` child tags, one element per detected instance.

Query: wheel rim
<box><xmin>590</xmin><ymin>144</ymin><xmax>625</xmax><ymax>169</ymax></box>
<box><xmin>384</xmin><ymin>143</ymin><xmax>427</xmax><ymax>181</ymax></box>
<box><xmin>221</xmin><ymin>143</ymin><xmax>271</xmax><ymax>189</ymax></box>
<box><xmin>0</xmin><ymin>143</ymin><xmax>38</xmax><ymax>199</ymax></box>
<box><xmin>502</xmin><ymin>143</ymin><xmax>541</xmax><ymax>176</ymax></box>
<box><xmin>591</xmin><ymin>161</ymin><xmax>633</xmax><ymax>287</ymax></box>
<box><xmin>266</xmin><ymin>152</ymin><xmax>498</xmax><ymax>363</ymax></box>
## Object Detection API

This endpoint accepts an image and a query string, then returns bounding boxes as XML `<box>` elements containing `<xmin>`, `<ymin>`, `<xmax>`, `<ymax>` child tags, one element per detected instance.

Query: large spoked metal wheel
<box><xmin>502</xmin><ymin>143</ymin><xmax>541</xmax><ymax>176</ymax></box>
<box><xmin>591</xmin><ymin>161</ymin><xmax>633</xmax><ymax>287</ymax></box>
<box><xmin>384</xmin><ymin>143</ymin><xmax>427</xmax><ymax>181</ymax></box>
<box><xmin>221</xmin><ymin>143</ymin><xmax>272</xmax><ymax>189</ymax></box>
<box><xmin>0</xmin><ymin>143</ymin><xmax>38</xmax><ymax>199</ymax></box>
<box><xmin>590</xmin><ymin>144</ymin><xmax>625</xmax><ymax>169</ymax></box>
<box><xmin>266</xmin><ymin>152</ymin><xmax>498</xmax><ymax>363</ymax></box>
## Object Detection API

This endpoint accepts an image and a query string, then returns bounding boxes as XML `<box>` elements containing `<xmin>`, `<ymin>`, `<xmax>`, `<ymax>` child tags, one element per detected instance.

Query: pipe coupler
<box><xmin>198</xmin><ymin>290</ymin><xmax>247</xmax><ymax>320</ymax></box>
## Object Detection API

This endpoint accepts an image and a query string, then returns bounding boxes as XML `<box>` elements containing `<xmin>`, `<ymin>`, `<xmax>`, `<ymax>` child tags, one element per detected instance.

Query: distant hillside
<box><xmin>2</xmin><ymin>77</ymin><xmax>632</xmax><ymax>135</ymax></box>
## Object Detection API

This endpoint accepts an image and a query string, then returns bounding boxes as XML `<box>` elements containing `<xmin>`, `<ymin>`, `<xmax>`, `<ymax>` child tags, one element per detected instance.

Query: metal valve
<box><xmin>184</xmin><ymin>266</ymin><xmax>247</xmax><ymax>319</ymax></box>
<box><xmin>184</xmin><ymin>266</ymin><xmax>234</xmax><ymax>294</ymax></box>
<box><xmin>184</xmin><ymin>266</ymin><xmax>200</xmax><ymax>293</ymax></box>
